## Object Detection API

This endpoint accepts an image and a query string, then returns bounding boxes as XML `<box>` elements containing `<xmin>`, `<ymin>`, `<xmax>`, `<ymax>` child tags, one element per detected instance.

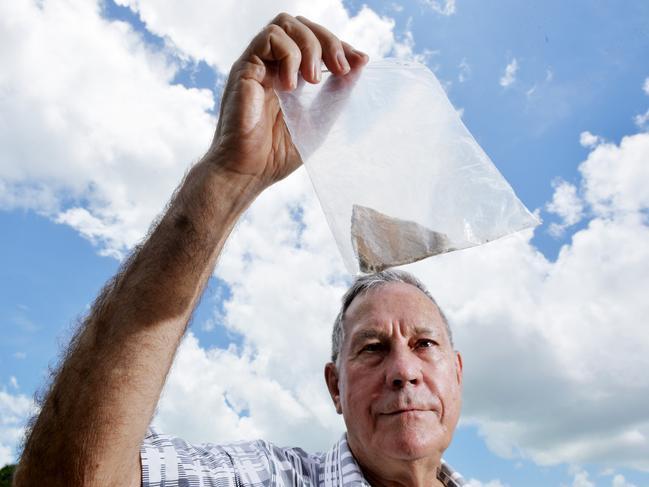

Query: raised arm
<box><xmin>14</xmin><ymin>14</ymin><xmax>367</xmax><ymax>487</ymax></box>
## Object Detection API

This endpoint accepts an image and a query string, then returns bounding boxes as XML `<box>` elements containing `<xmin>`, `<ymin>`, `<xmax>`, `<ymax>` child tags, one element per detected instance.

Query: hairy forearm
<box><xmin>15</xmin><ymin>155</ymin><xmax>262</xmax><ymax>486</ymax></box>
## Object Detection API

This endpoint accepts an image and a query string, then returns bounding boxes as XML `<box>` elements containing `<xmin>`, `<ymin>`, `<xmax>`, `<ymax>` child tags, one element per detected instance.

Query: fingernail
<box><xmin>337</xmin><ymin>51</ymin><xmax>350</xmax><ymax>73</ymax></box>
<box><xmin>291</xmin><ymin>71</ymin><xmax>298</xmax><ymax>89</ymax></box>
<box><xmin>313</xmin><ymin>62</ymin><xmax>321</xmax><ymax>82</ymax></box>
<box><xmin>352</xmin><ymin>48</ymin><xmax>368</xmax><ymax>59</ymax></box>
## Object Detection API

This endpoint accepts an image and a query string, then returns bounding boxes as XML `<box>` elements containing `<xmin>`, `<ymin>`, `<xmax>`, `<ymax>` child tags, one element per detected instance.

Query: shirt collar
<box><xmin>322</xmin><ymin>434</ymin><xmax>465</xmax><ymax>486</ymax></box>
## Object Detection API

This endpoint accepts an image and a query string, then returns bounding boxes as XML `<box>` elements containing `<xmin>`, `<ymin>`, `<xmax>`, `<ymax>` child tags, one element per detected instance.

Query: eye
<box><xmin>360</xmin><ymin>342</ymin><xmax>384</xmax><ymax>353</ymax></box>
<box><xmin>416</xmin><ymin>339</ymin><xmax>438</xmax><ymax>349</ymax></box>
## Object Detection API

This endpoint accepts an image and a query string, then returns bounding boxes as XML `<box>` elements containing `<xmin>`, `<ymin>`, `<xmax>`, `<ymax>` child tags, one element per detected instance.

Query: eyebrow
<box><xmin>348</xmin><ymin>326</ymin><xmax>438</xmax><ymax>349</ymax></box>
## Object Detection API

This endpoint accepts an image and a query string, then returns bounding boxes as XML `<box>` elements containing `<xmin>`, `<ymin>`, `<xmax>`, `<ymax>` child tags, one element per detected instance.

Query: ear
<box><xmin>455</xmin><ymin>351</ymin><xmax>463</xmax><ymax>386</ymax></box>
<box><xmin>324</xmin><ymin>362</ymin><xmax>343</xmax><ymax>414</ymax></box>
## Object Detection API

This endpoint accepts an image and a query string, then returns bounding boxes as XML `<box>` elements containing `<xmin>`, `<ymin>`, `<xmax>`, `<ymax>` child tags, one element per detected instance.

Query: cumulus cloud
<box><xmin>404</xmin><ymin>132</ymin><xmax>649</xmax><ymax>470</ymax></box>
<box><xmin>421</xmin><ymin>0</ymin><xmax>457</xmax><ymax>16</ymax></box>
<box><xmin>0</xmin><ymin>0</ymin><xmax>417</xmax><ymax>259</ymax></box>
<box><xmin>156</xmin><ymin>131</ymin><xmax>649</xmax><ymax>473</ymax></box>
<box><xmin>458</xmin><ymin>58</ymin><xmax>471</xmax><ymax>82</ymax></box>
<box><xmin>570</xmin><ymin>470</ymin><xmax>595</xmax><ymax>487</ymax></box>
<box><xmin>0</xmin><ymin>0</ymin><xmax>417</xmax><ymax>460</ymax></box>
<box><xmin>0</xmin><ymin>388</ymin><xmax>36</xmax><ymax>466</ymax></box>
<box><xmin>156</xmin><ymin>169</ymin><xmax>349</xmax><ymax>451</ymax></box>
<box><xmin>3</xmin><ymin>0</ymin><xmax>649</xmax><ymax>477</ymax></box>
<box><xmin>499</xmin><ymin>58</ymin><xmax>518</xmax><ymax>87</ymax></box>
<box><xmin>465</xmin><ymin>479</ymin><xmax>508</xmax><ymax>487</ymax></box>
<box><xmin>634</xmin><ymin>109</ymin><xmax>649</xmax><ymax>129</ymax></box>
<box><xmin>580</xmin><ymin>130</ymin><xmax>601</xmax><ymax>148</ymax></box>
<box><xmin>636</xmin><ymin>78</ymin><xmax>649</xmax><ymax>129</ymax></box>
<box><xmin>580</xmin><ymin>133</ymin><xmax>649</xmax><ymax>216</ymax></box>
<box><xmin>546</xmin><ymin>68</ymin><xmax>554</xmax><ymax>82</ymax></box>
<box><xmin>612</xmin><ymin>474</ymin><xmax>638</xmax><ymax>487</ymax></box>
<box><xmin>0</xmin><ymin>0</ymin><xmax>216</xmax><ymax>257</ymax></box>
<box><xmin>113</xmin><ymin>0</ymin><xmax>417</xmax><ymax>73</ymax></box>
<box><xmin>546</xmin><ymin>179</ymin><xmax>584</xmax><ymax>236</ymax></box>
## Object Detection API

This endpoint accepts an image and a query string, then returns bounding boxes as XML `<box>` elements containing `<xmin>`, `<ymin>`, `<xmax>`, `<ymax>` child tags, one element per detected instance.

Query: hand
<box><xmin>209</xmin><ymin>13</ymin><xmax>368</xmax><ymax>190</ymax></box>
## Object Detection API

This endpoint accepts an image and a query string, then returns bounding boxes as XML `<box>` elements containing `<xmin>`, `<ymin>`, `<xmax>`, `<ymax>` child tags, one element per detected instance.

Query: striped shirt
<box><xmin>141</xmin><ymin>428</ymin><xmax>465</xmax><ymax>486</ymax></box>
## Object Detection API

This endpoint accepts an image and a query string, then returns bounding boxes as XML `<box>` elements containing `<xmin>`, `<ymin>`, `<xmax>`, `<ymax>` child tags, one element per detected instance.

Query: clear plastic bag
<box><xmin>277</xmin><ymin>59</ymin><xmax>539</xmax><ymax>274</ymax></box>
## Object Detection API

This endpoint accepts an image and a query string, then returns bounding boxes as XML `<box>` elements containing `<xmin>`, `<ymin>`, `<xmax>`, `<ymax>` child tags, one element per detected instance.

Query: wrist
<box><xmin>200</xmin><ymin>146</ymin><xmax>269</xmax><ymax>198</ymax></box>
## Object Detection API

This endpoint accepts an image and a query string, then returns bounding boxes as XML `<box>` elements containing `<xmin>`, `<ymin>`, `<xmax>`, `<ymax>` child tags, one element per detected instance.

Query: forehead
<box><xmin>343</xmin><ymin>281</ymin><xmax>444</xmax><ymax>336</ymax></box>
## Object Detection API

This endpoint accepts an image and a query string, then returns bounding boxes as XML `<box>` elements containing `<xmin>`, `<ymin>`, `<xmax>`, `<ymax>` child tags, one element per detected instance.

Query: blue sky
<box><xmin>1</xmin><ymin>1</ymin><xmax>649</xmax><ymax>486</ymax></box>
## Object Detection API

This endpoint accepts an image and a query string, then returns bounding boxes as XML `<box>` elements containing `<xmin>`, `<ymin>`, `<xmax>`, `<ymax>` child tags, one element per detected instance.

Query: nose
<box><xmin>385</xmin><ymin>347</ymin><xmax>422</xmax><ymax>388</ymax></box>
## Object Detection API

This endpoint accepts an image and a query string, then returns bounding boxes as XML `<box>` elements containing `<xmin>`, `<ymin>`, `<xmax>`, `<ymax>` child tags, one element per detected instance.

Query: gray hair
<box><xmin>331</xmin><ymin>269</ymin><xmax>452</xmax><ymax>365</ymax></box>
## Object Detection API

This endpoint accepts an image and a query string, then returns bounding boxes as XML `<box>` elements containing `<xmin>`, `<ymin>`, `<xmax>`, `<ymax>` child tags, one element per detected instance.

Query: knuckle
<box><xmin>272</xmin><ymin>12</ymin><xmax>293</xmax><ymax>26</ymax></box>
<box><xmin>299</xmin><ymin>43</ymin><xmax>317</xmax><ymax>57</ymax></box>
<box><xmin>291</xmin><ymin>45</ymin><xmax>302</xmax><ymax>60</ymax></box>
<box><xmin>326</xmin><ymin>38</ymin><xmax>343</xmax><ymax>56</ymax></box>
<box><xmin>265</xmin><ymin>23</ymin><xmax>283</xmax><ymax>36</ymax></box>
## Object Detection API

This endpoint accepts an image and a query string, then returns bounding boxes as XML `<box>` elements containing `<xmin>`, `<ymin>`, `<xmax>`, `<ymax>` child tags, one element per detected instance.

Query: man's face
<box><xmin>325</xmin><ymin>282</ymin><xmax>462</xmax><ymax>466</ymax></box>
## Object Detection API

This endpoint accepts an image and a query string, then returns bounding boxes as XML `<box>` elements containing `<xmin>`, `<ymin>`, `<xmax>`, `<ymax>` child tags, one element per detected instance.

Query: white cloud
<box><xmin>0</xmin><ymin>388</ymin><xmax>36</xmax><ymax>466</ymax></box>
<box><xmin>154</xmin><ymin>169</ymin><xmax>350</xmax><ymax>451</ymax></box>
<box><xmin>466</xmin><ymin>479</ymin><xmax>508</xmax><ymax>487</ymax></box>
<box><xmin>570</xmin><ymin>470</ymin><xmax>595</xmax><ymax>487</ymax></box>
<box><xmin>421</xmin><ymin>0</ymin><xmax>457</xmax><ymax>16</ymax></box>
<box><xmin>405</xmin><ymin>132</ymin><xmax>649</xmax><ymax>470</ymax></box>
<box><xmin>158</xmin><ymin>128</ymin><xmax>649</xmax><ymax>472</ymax></box>
<box><xmin>546</xmin><ymin>68</ymin><xmax>554</xmax><ymax>82</ymax></box>
<box><xmin>114</xmin><ymin>0</ymin><xmax>416</xmax><ymax>73</ymax></box>
<box><xmin>0</xmin><ymin>0</ymin><xmax>216</xmax><ymax>257</ymax></box>
<box><xmin>458</xmin><ymin>58</ymin><xmax>471</xmax><ymax>82</ymax></box>
<box><xmin>612</xmin><ymin>474</ymin><xmax>638</xmax><ymax>487</ymax></box>
<box><xmin>580</xmin><ymin>133</ymin><xmax>649</xmax><ymax>216</ymax></box>
<box><xmin>580</xmin><ymin>130</ymin><xmax>601</xmax><ymax>148</ymax></box>
<box><xmin>0</xmin><ymin>0</ymin><xmax>416</xmax><ymax>458</ymax></box>
<box><xmin>634</xmin><ymin>71</ymin><xmax>649</xmax><ymax>129</ymax></box>
<box><xmin>4</xmin><ymin>0</ymin><xmax>649</xmax><ymax>477</ymax></box>
<box><xmin>634</xmin><ymin>109</ymin><xmax>649</xmax><ymax>129</ymax></box>
<box><xmin>0</xmin><ymin>0</ymin><xmax>416</xmax><ymax>258</ymax></box>
<box><xmin>546</xmin><ymin>179</ymin><xmax>584</xmax><ymax>236</ymax></box>
<box><xmin>9</xmin><ymin>377</ymin><xmax>18</xmax><ymax>390</ymax></box>
<box><xmin>500</xmin><ymin>58</ymin><xmax>518</xmax><ymax>87</ymax></box>
<box><xmin>94</xmin><ymin>1</ymin><xmax>417</xmax><ymax>452</ymax></box>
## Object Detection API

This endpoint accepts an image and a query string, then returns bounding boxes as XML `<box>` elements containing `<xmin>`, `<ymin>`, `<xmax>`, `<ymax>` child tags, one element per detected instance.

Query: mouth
<box><xmin>382</xmin><ymin>408</ymin><xmax>432</xmax><ymax>416</ymax></box>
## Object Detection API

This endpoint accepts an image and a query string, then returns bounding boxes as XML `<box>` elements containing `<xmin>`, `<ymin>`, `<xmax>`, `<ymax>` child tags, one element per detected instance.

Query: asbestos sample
<box><xmin>351</xmin><ymin>204</ymin><xmax>454</xmax><ymax>273</ymax></box>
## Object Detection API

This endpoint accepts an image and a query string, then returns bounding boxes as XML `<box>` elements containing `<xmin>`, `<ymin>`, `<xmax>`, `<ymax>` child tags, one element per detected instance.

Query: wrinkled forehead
<box><xmin>343</xmin><ymin>282</ymin><xmax>446</xmax><ymax>337</ymax></box>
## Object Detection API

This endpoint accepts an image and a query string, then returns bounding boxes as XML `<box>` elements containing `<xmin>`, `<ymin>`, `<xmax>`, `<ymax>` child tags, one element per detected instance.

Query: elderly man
<box><xmin>15</xmin><ymin>13</ymin><xmax>464</xmax><ymax>487</ymax></box>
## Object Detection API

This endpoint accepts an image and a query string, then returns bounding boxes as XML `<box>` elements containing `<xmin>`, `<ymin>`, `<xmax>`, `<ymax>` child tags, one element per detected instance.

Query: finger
<box><xmin>271</xmin><ymin>13</ymin><xmax>323</xmax><ymax>84</ymax></box>
<box><xmin>295</xmin><ymin>16</ymin><xmax>352</xmax><ymax>76</ymax></box>
<box><xmin>246</xmin><ymin>23</ymin><xmax>302</xmax><ymax>90</ymax></box>
<box><xmin>341</xmin><ymin>41</ymin><xmax>369</xmax><ymax>69</ymax></box>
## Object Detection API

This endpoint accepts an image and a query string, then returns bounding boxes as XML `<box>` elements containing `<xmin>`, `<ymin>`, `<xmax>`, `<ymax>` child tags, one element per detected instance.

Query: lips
<box><xmin>383</xmin><ymin>408</ymin><xmax>430</xmax><ymax>416</ymax></box>
<box><xmin>382</xmin><ymin>407</ymin><xmax>431</xmax><ymax>415</ymax></box>
<box><xmin>376</xmin><ymin>397</ymin><xmax>442</xmax><ymax>418</ymax></box>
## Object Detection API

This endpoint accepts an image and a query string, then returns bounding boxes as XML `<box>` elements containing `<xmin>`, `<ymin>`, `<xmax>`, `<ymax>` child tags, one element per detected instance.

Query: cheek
<box><xmin>425</xmin><ymin>360</ymin><xmax>461</xmax><ymax>397</ymax></box>
<box><xmin>428</xmin><ymin>363</ymin><xmax>462</xmax><ymax>420</ymax></box>
<box><xmin>342</xmin><ymin>368</ymin><xmax>382</xmax><ymax>410</ymax></box>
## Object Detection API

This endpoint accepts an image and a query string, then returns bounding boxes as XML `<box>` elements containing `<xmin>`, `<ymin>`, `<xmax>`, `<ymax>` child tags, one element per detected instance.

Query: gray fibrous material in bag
<box><xmin>276</xmin><ymin>58</ymin><xmax>540</xmax><ymax>275</ymax></box>
<box><xmin>352</xmin><ymin>205</ymin><xmax>453</xmax><ymax>273</ymax></box>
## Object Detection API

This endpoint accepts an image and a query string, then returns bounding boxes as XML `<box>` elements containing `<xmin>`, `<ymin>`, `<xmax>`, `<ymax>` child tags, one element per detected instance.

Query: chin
<box><xmin>379</xmin><ymin>428</ymin><xmax>446</xmax><ymax>461</ymax></box>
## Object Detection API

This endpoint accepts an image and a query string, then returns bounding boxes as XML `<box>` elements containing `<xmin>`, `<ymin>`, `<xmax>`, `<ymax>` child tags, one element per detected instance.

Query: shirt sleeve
<box><xmin>140</xmin><ymin>428</ymin><xmax>283</xmax><ymax>487</ymax></box>
<box><xmin>140</xmin><ymin>427</ymin><xmax>240</xmax><ymax>487</ymax></box>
